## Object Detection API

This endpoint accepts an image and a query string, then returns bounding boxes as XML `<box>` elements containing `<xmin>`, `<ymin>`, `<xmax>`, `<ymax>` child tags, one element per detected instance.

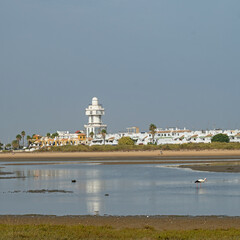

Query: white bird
<box><xmin>195</xmin><ymin>178</ymin><xmax>207</xmax><ymax>187</ymax></box>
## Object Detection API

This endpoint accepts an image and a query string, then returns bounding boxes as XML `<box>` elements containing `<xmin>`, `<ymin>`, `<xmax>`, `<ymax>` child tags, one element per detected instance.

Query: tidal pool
<box><xmin>1</xmin><ymin>161</ymin><xmax>240</xmax><ymax>216</ymax></box>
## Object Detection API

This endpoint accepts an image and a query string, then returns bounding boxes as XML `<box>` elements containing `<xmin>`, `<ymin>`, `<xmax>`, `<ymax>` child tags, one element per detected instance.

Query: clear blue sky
<box><xmin>1</xmin><ymin>0</ymin><xmax>240</xmax><ymax>143</ymax></box>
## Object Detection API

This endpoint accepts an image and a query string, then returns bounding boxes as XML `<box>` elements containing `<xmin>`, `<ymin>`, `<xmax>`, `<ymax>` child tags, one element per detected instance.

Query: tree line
<box><xmin>0</xmin><ymin>131</ymin><xmax>60</xmax><ymax>150</ymax></box>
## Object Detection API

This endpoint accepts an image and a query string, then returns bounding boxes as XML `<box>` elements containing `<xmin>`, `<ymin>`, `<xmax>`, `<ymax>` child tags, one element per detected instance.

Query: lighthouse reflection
<box><xmin>29</xmin><ymin>167</ymin><xmax>104</xmax><ymax>215</ymax></box>
<box><xmin>78</xmin><ymin>169</ymin><xmax>103</xmax><ymax>215</ymax></box>
<box><xmin>2</xmin><ymin>162</ymin><xmax>240</xmax><ymax>216</ymax></box>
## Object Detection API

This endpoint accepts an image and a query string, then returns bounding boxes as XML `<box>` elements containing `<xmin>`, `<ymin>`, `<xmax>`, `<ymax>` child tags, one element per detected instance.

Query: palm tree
<box><xmin>16</xmin><ymin>134</ymin><xmax>22</xmax><ymax>148</ymax></box>
<box><xmin>101</xmin><ymin>129</ymin><xmax>107</xmax><ymax>145</ymax></box>
<box><xmin>21</xmin><ymin>131</ymin><xmax>25</xmax><ymax>147</ymax></box>
<box><xmin>46</xmin><ymin>133</ymin><xmax>51</xmax><ymax>138</ymax></box>
<box><xmin>149</xmin><ymin>124</ymin><xmax>157</xmax><ymax>144</ymax></box>
<box><xmin>26</xmin><ymin>135</ymin><xmax>32</xmax><ymax>147</ymax></box>
<box><xmin>89</xmin><ymin>132</ymin><xmax>94</xmax><ymax>139</ymax></box>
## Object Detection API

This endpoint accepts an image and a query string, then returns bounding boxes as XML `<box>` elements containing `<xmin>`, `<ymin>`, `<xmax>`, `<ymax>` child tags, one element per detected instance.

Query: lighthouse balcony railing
<box><xmin>86</xmin><ymin>111</ymin><xmax>105</xmax><ymax>115</ymax></box>
<box><xmin>88</xmin><ymin>104</ymin><xmax>103</xmax><ymax>107</ymax></box>
<box><xmin>87</xmin><ymin>122</ymin><xmax>106</xmax><ymax>125</ymax></box>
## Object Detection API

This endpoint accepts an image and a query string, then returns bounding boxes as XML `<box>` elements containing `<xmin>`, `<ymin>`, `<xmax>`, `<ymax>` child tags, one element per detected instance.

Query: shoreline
<box><xmin>1</xmin><ymin>149</ymin><xmax>240</xmax><ymax>160</ymax></box>
<box><xmin>1</xmin><ymin>150</ymin><xmax>240</xmax><ymax>172</ymax></box>
<box><xmin>1</xmin><ymin>215</ymin><xmax>240</xmax><ymax>230</ymax></box>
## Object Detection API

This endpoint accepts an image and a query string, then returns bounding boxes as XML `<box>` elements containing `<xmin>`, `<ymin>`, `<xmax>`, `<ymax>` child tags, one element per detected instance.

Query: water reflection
<box><xmin>1</xmin><ymin>162</ymin><xmax>240</xmax><ymax>216</ymax></box>
<box><xmin>195</xmin><ymin>187</ymin><xmax>206</xmax><ymax>195</ymax></box>
<box><xmin>15</xmin><ymin>171</ymin><xmax>25</xmax><ymax>178</ymax></box>
<box><xmin>87</xmin><ymin>198</ymin><xmax>101</xmax><ymax>215</ymax></box>
<box><xmin>29</xmin><ymin>169</ymin><xmax>65</xmax><ymax>179</ymax></box>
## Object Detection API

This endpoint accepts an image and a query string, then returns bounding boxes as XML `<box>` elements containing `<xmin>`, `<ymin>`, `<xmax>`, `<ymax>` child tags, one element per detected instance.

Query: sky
<box><xmin>1</xmin><ymin>0</ymin><xmax>240</xmax><ymax>143</ymax></box>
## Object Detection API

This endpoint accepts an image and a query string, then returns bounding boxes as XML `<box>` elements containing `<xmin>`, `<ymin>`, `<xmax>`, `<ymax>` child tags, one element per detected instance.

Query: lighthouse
<box><xmin>84</xmin><ymin>97</ymin><xmax>107</xmax><ymax>137</ymax></box>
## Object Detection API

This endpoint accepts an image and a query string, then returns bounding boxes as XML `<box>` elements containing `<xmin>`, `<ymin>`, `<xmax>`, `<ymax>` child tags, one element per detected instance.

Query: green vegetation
<box><xmin>101</xmin><ymin>129</ymin><xmax>107</xmax><ymax>145</ymax></box>
<box><xmin>16</xmin><ymin>134</ymin><xmax>22</xmax><ymax>147</ymax></box>
<box><xmin>5</xmin><ymin>143</ymin><xmax>11</xmax><ymax>150</ymax></box>
<box><xmin>4</xmin><ymin>130</ymin><xmax>30</xmax><ymax>150</ymax></box>
<box><xmin>0</xmin><ymin>224</ymin><xmax>240</xmax><ymax>240</ymax></box>
<box><xmin>149</xmin><ymin>123</ymin><xmax>157</xmax><ymax>144</ymax></box>
<box><xmin>38</xmin><ymin>142</ymin><xmax>240</xmax><ymax>152</ymax></box>
<box><xmin>118</xmin><ymin>136</ymin><xmax>135</xmax><ymax>145</ymax></box>
<box><xmin>212</xmin><ymin>133</ymin><xmax>230</xmax><ymax>143</ymax></box>
<box><xmin>51</xmin><ymin>132</ymin><xmax>59</xmax><ymax>139</ymax></box>
<box><xmin>21</xmin><ymin>131</ymin><xmax>25</xmax><ymax>147</ymax></box>
<box><xmin>89</xmin><ymin>131</ymin><xmax>94</xmax><ymax>138</ymax></box>
<box><xmin>11</xmin><ymin>140</ymin><xmax>19</xmax><ymax>149</ymax></box>
<box><xmin>26</xmin><ymin>135</ymin><xmax>32</xmax><ymax>147</ymax></box>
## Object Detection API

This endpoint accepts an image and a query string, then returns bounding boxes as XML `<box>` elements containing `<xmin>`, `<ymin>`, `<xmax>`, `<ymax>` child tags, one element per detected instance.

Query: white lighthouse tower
<box><xmin>84</xmin><ymin>97</ymin><xmax>107</xmax><ymax>137</ymax></box>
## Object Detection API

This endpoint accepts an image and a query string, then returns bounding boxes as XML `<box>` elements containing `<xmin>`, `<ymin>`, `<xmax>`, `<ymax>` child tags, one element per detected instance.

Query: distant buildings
<box><xmin>98</xmin><ymin>128</ymin><xmax>240</xmax><ymax>146</ymax></box>
<box><xmin>30</xmin><ymin>131</ymin><xmax>87</xmax><ymax>148</ymax></box>
<box><xmin>28</xmin><ymin>97</ymin><xmax>240</xmax><ymax>149</ymax></box>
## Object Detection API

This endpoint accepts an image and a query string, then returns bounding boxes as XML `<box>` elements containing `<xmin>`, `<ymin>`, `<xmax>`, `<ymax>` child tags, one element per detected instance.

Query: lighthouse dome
<box><xmin>92</xmin><ymin>97</ymin><xmax>98</xmax><ymax>106</ymax></box>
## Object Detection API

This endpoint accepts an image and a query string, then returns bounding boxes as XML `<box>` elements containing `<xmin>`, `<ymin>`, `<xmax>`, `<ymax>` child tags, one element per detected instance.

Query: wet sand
<box><xmin>1</xmin><ymin>150</ymin><xmax>240</xmax><ymax>172</ymax></box>
<box><xmin>180</xmin><ymin>161</ymin><xmax>240</xmax><ymax>173</ymax></box>
<box><xmin>0</xmin><ymin>215</ymin><xmax>240</xmax><ymax>230</ymax></box>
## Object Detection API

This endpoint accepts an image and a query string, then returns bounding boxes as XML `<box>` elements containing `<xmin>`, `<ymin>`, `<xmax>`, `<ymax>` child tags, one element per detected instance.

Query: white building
<box><xmin>84</xmin><ymin>97</ymin><xmax>107</xmax><ymax>137</ymax></box>
<box><xmin>56</xmin><ymin>131</ymin><xmax>80</xmax><ymax>140</ymax></box>
<box><xmin>89</xmin><ymin>127</ymin><xmax>240</xmax><ymax>146</ymax></box>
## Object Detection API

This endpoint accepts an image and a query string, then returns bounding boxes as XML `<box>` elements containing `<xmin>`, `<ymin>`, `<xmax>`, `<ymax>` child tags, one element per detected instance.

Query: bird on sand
<box><xmin>195</xmin><ymin>178</ymin><xmax>207</xmax><ymax>187</ymax></box>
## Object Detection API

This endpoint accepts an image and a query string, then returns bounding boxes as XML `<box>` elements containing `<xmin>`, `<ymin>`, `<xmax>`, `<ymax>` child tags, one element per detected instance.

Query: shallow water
<box><xmin>1</xmin><ymin>161</ymin><xmax>240</xmax><ymax>216</ymax></box>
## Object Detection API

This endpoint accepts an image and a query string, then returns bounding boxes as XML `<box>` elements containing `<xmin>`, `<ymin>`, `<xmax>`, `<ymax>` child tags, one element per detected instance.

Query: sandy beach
<box><xmin>1</xmin><ymin>149</ymin><xmax>240</xmax><ymax>160</ymax></box>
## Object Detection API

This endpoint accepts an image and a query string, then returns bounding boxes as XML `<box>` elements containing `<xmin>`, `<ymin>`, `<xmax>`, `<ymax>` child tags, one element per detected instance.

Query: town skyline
<box><xmin>1</xmin><ymin>94</ymin><xmax>240</xmax><ymax>145</ymax></box>
<box><xmin>1</xmin><ymin>1</ymin><xmax>240</xmax><ymax>144</ymax></box>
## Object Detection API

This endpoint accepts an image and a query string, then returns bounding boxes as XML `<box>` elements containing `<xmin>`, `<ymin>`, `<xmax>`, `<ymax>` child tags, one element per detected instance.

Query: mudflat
<box><xmin>1</xmin><ymin>150</ymin><xmax>240</xmax><ymax>173</ymax></box>
<box><xmin>179</xmin><ymin>161</ymin><xmax>240</xmax><ymax>173</ymax></box>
